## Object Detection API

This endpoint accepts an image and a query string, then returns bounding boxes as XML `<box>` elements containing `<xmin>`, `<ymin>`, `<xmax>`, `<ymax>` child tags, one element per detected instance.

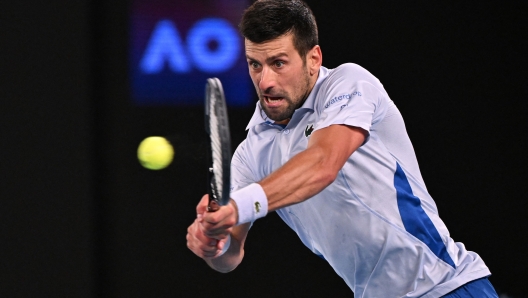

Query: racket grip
<box><xmin>207</xmin><ymin>200</ymin><xmax>220</xmax><ymax>212</ymax></box>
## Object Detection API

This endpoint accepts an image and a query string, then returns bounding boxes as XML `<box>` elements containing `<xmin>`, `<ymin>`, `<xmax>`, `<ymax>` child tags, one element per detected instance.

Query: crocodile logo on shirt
<box><xmin>305</xmin><ymin>124</ymin><xmax>314</xmax><ymax>137</ymax></box>
<box><xmin>254</xmin><ymin>202</ymin><xmax>261</xmax><ymax>213</ymax></box>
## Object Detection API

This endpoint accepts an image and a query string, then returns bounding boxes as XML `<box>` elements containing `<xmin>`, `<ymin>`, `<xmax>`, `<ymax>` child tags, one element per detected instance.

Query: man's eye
<box><xmin>275</xmin><ymin>61</ymin><xmax>285</xmax><ymax>67</ymax></box>
<box><xmin>250</xmin><ymin>62</ymin><xmax>260</xmax><ymax>69</ymax></box>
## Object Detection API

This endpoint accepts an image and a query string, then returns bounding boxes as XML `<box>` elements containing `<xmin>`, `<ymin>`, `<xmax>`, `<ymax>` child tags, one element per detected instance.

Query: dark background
<box><xmin>1</xmin><ymin>1</ymin><xmax>526</xmax><ymax>297</ymax></box>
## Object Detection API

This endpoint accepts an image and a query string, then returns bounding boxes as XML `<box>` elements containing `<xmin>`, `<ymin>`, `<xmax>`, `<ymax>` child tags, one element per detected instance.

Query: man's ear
<box><xmin>307</xmin><ymin>45</ymin><xmax>322</xmax><ymax>76</ymax></box>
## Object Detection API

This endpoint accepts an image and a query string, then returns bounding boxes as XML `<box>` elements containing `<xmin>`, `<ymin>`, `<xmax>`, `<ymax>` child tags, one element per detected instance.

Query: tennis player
<box><xmin>186</xmin><ymin>0</ymin><xmax>498</xmax><ymax>297</ymax></box>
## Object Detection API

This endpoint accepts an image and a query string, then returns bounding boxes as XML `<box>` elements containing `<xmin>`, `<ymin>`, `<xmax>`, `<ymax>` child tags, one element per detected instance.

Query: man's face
<box><xmin>245</xmin><ymin>34</ymin><xmax>312</xmax><ymax>125</ymax></box>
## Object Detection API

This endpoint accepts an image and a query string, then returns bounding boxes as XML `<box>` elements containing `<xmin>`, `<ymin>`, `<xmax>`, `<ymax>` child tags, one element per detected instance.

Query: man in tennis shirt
<box><xmin>186</xmin><ymin>0</ymin><xmax>498</xmax><ymax>297</ymax></box>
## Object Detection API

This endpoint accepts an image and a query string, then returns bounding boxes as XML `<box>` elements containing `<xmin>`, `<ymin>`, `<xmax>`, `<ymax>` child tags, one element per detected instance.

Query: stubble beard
<box><xmin>259</xmin><ymin>67</ymin><xmax>311</xmax><ymax>123</ymax></box>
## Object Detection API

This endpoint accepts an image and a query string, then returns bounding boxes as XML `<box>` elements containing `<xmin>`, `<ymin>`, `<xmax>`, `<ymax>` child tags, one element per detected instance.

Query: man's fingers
<box><xmin>199</xmin><ymin>216</ymin><xmax>234</xmax><ymax>238</ymax></box>
<box><xmin>212</xmin><ymin>237</ymin><xmax>230</xmax><ymax>258</ymax></box>
<box><xmin>187</xmin><ymin>220</ymin><xmax>221</xmax><ymax>258</ymax></box>
<box><xmin>202</xmin><ymin>203</ymin><xmax>237</xmax><ymax>227</ymax></box>
<box><xmin>204</xmin><ymin>227</ymin><xmax>232</xmax><ymax>239</ymax></box>
<box><xmin>190</xmin><ymin>218</ymin><xmax>216</xmax><ymax>242</ymax></box>
<box><xmin>196</xmin><ymin>194</ymin><xmax>210</xmax><ymax>217</ymax></box>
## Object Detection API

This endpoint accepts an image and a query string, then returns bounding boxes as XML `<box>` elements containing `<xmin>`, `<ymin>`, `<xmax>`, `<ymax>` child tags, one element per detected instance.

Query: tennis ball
<box><xmin>137</xmin><ymin>136</ymin><xmax>174</xmax><ymax>170</ymax></box>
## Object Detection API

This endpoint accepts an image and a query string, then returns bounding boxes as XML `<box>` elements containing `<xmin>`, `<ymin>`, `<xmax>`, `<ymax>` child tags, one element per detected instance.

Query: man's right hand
<box><xmin>186</xmin><ymin>195</ymin><xmax>229</xmax><ymax>259</ymax></box>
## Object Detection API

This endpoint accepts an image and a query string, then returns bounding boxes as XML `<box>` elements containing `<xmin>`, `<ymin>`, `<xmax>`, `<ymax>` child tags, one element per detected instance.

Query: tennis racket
<box><xmin>205</xmin><ymin>78</ymin><xmax>232</xmax><ymax>212</ymax></box>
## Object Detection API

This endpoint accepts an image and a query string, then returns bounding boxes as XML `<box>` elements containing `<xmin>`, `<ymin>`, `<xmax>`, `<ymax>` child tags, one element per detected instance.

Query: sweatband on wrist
<box><xmin>217</xmin><ymin>234</ymin><xmax>231</xmax><ymax>257</ymax></box>
<box><xmin>230</xmin><ymin>183</ymin><xmax>268</xmax><ymax>225</ymax></box>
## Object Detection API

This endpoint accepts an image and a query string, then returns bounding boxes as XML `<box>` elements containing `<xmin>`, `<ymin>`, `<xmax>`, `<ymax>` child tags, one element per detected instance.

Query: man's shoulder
<box><xmin>333</xmin><ymin>62</ymin><xmax>365</xmax><ymax>72</ymax></box>
<box><xmin>327</xmin><ymin>63</ymin><xmax>377</xmax><ymax>81</ymax></box>
<box><xmin>315</xmin><ymin>63</ymin><xmax>375</xmax><ymax>98</ymax></box>
<box><xmin>232</xmin><ymin>137</ymin><xmax>252</xmax><ymax>163</ymax></box>
<box><xmin>321</xmin><ymin>63</ymin><xmax>385</xmax><ymax>95</ymax></box>
<box><xmin>234</xmin><ymin>138</ymin><xmax>249</xmax><ymax>153</ymax></box>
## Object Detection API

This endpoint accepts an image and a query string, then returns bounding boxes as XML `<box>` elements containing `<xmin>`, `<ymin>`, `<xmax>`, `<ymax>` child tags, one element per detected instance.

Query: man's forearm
<box><xmin>260</xmin><ymin>125</ymin><xmax>366</xmax><ymax>212</ymax></box>
<box><xmin>204</xmin><ymin>238</ymin><xmax>243</xmax><ymax>273</ymax></box>
<box><xmin>260</xmin><ymin>145</ymin><xmax>336</xmax><ymax>212</ymax></box>
<box><xmin>204</xmin><ymin>222</ymin><xmax>250</xmax><ymax>273</ymax></box>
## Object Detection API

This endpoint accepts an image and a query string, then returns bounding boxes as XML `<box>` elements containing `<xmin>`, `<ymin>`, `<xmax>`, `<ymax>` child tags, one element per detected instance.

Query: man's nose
<box><xmin>258</xmin><ymin>66</ymin><xmax>275</xmax><ymax>93</ymax></box>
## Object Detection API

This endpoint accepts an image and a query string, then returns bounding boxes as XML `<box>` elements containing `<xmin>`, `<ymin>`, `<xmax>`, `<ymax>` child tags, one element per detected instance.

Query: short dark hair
<box><xmin>239</xmin><ymin>0</ymin><xmax>319</xmax><ymax>59</ymax></box>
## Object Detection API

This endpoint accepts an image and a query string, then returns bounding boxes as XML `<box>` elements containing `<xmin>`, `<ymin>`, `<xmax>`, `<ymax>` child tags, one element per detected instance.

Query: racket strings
<box><xmin>209</xmin><ymin>90</ymin><xmax>224</xmax><ymax>199</ymax></box>
<box><xmin>206</xmin><ymin>78</ymin><xmax>231</xmax><ymax>205</ymax></box>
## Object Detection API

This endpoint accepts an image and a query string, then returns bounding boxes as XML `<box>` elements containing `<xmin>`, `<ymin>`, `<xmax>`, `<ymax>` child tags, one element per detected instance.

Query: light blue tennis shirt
<box><xmin>230</xmin><ymin>64</ymin><xmax>491</xmax><ymax>297</ymax></box>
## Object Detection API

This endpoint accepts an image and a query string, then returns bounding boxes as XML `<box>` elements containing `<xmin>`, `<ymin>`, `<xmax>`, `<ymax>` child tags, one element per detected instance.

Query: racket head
<box><xmin>205</xmin><ymin>78</ymin><xmax>231</xmax><ymax>208</ymax></box>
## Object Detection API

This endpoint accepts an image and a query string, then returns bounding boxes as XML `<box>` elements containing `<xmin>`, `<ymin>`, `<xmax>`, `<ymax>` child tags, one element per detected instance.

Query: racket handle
<box><xmin>207</xmin><ymin>200</ymin><xmax>220</xmax><ymax>212</ymax></box>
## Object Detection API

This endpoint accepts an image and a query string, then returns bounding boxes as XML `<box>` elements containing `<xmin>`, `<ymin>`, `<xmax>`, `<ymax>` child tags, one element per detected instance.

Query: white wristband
<box><xmin>231</xmin><ymin>183</ymin><xmax>268</xmax><ymax>225</ymax></box>
<box><xmin>217</xmin><ymin>234</ymin><xmax>231</xmax><ymax>257</ymax></box>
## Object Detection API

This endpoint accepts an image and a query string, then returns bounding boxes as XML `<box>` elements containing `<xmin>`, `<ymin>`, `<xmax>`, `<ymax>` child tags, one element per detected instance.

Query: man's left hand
<box><xmin>200</xmin><ymin>199</ymin><xmax>238</xmax><ymax>240</ymax></box>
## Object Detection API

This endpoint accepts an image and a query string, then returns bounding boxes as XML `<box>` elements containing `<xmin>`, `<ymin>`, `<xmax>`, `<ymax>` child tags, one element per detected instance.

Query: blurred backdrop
<box><xmin>1</xmin><ymin>0</ymin><xmax>526</xmax><ymax>297</ymax></box>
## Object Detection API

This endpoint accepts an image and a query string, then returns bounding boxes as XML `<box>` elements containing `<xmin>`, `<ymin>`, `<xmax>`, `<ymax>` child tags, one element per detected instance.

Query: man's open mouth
<box><xmin>264</xmin><ymin>96</ymin><xmax>284</xmax><ymax>104</ymax></box>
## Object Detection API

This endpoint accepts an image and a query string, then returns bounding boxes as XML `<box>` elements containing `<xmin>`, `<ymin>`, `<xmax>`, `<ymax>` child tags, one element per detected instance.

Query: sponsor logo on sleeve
<box><xmin>324</xmin><ymin>91</ymin><xmax>362</xmax><ymax>109</ymax></box>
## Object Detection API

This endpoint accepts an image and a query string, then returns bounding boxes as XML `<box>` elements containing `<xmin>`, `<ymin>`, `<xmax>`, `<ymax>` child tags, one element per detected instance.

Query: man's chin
<box><xmin>264</xmin><ymin>111</ymin><xmax>290</xmax><ymax>124</ymax></box>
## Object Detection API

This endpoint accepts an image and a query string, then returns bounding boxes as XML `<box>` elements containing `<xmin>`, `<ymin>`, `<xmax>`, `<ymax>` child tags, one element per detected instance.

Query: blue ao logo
<box><xmin>139</xmin><ymin>18</ymin><xmax>241</xmax><ymax>74</ymax></box>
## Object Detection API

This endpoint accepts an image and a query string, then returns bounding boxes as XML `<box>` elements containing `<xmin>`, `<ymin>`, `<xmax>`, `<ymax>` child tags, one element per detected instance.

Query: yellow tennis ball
<box><xmin>137</xmin><ymin>136</ymin><xmax>174</xmax><ymax>170</ymax></box>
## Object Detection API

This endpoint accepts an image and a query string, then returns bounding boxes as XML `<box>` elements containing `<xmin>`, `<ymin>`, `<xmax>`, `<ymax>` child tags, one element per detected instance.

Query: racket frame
<box><xmin>205</xmin><ymin>78</ymin><xmax>232</xmax><ymax>211</ymax></box>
